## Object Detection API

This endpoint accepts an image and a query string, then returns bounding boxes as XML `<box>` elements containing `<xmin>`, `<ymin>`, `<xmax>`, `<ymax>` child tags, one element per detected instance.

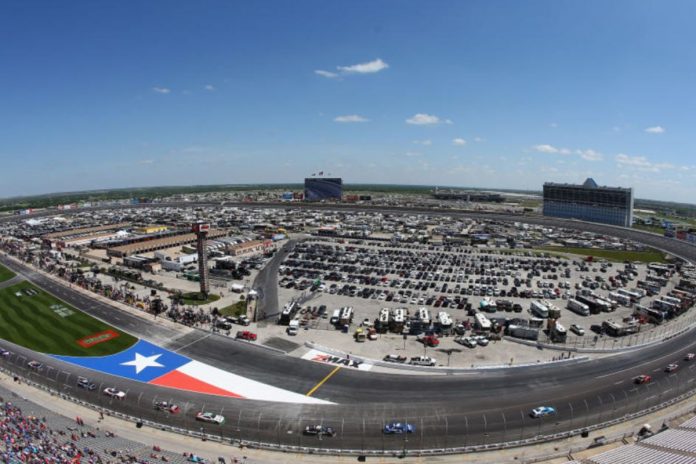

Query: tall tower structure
<box><xmin>191</xmin><ymin>222</ymin><xmax>210</xmax><ymax>296</ymax></box>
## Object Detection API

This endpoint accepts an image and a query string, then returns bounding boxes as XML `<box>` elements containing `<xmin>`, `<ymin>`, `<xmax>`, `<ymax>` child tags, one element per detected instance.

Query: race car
<box><xmin>665</xmin><ymin>363</ymin><xmax>679</xmax><ymax>373</ymax></box>
<box><xmin>303</xmin><ymin>424</ymin><xmax>337</xmax><ymax>437</ymax></box>
<box><xmin>154</xmin><ymin>401</ymin><xmax>180</xmax><ymax>414</ymax></box>
<box><xmin>28</xmin><ymin>360</ymin><xmax>43</xmax><ymax>370</ymax></box>
<box><xmin>634</xmin><ymin>374</ymin><xmax>652</xmax><ymax>384</ymax></box>
<box><xmin>103</xmin><ymin>387</ymin><xmax>126</xmax><ymax>399</ymax></box>
<box><xmin>530</xmin><ymin>406</ymin><xmax>557</xmax><ymax>418</ymax></box>
<box><xmin>685</xmin><ymin>353</ymin><xmax>695</xmax><ymax>361</ymax></box>
<box><xmin>77</xmin><ymin>376</ymin><xmax>97</xmax><ymax>390</ymax></box>
<box><xmin>0</xmin><ymin>348</ymin><xmax>12</xmax><ymax>358</ymax></box>
<box><xmin>195</xmin><ymin>412</ymin><xmax>225</xmax><ymax>424</ymax></box>
<box><xmin>383</xmin><ymin>422</ymin><xmax>415</xmax><ymax>434</ymax></box>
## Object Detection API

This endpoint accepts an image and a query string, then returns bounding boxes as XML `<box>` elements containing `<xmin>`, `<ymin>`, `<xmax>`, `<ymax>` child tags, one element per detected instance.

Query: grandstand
<box><xmin>568</xmin><ymin>415</ymin><xmax>696</xmax><ymax>464</ymax></box>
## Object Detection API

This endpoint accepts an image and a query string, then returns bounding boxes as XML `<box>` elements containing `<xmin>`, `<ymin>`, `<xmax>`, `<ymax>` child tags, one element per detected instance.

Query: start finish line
<box><xmin>302</xmin><ymin>349</ymin><xmax>373</xmax><ymax>371</ymax></box>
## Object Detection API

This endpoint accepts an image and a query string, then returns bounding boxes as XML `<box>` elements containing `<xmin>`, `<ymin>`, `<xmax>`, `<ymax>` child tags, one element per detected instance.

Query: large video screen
<box><xmin>304</xmin><ymin>178</ymin><xmax>342</xmax><ymax>201</ymax></box>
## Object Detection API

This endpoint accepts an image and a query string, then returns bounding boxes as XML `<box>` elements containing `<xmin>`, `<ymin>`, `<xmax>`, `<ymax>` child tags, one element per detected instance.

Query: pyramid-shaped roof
<box><xmin>583</xmin><ymin>178</ymin><xmax>598</xmax><ymax>188</ymax></box>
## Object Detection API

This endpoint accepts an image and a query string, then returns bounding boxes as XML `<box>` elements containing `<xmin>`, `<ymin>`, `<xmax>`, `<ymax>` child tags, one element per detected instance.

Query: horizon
<box><xmin>2</xmin><ymin>1</ymin><xmax>695</xmax><ymax>201</ymax></box>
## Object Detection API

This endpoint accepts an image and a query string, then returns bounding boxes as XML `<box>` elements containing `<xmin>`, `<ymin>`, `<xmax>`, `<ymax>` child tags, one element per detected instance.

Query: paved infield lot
<box><xmin>271</xmin><ymin>237</ymin><xmax>688</xmax><ymax>366</ymax></box>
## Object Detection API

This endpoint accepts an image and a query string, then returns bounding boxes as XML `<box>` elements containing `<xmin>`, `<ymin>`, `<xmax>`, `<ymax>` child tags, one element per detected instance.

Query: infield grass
<box><xmin>537</xmin><ymin>246</ymin><xmax>669</xmax><ymax>263</ymax></box>
<box><xmin>0</xmin><ymin>263</ymin><xmax>15</xmax><ymax>283</ymax></box>
<box><xmin>0</xmin><ymin>281</ymin><xmax>137</xmax><ymax>356</ymax></box>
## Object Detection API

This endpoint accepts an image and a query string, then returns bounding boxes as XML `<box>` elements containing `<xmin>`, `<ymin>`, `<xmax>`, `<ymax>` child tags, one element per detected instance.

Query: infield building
<box><xmin>543</xmin><ymin>178</ymin><xmax>634</xmax><ymax>227</ymax></box>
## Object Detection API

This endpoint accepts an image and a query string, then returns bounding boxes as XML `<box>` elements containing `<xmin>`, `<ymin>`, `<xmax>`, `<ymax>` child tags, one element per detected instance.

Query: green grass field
<box><xmin>0</xmin><ymin>281</ymin><xmax>137</xmax><ymax>356</ymax></box>
<box><xmin>537</xmin><ymin>246</ymin><xmax>669</xmax><ymax>263</ymax></box>
<box><xmin>0</xmin><ymin>263</ymin><xmax>15</xmax><ymax>283</ymax></box>
<box><xmin>181</xmin><ymin>292</ymin><xmax>221</xmax><ymax>306</ymax></box>
<box><xmin>219</xmin><ymin>301</ymin><xmax>247</xmax><ymax>317</ymax></box>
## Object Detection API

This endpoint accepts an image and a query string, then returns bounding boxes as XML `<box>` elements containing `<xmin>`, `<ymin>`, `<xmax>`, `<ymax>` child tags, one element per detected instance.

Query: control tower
<box><xmin>191</xmin><ymin>222</ymin><xmax>210</xmax><ymax>296</ymax></box>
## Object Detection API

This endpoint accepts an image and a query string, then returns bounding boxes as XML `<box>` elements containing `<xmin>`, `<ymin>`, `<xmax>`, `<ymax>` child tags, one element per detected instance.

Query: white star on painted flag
<box><xmin>120</xmin><ymin>353</ymin><xmax>164</xmax><ymax>374</ymax></box>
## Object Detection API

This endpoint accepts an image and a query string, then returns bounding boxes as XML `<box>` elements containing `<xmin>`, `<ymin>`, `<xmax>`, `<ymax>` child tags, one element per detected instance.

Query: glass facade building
<box><xmin>304</xmin><ymin>177</ymin><xmax>343</xmax><ymax>201</ymax></box>
<box><xmin>543</xmin><ymin>178</ymin><xmax>633</xmax><ymax>227</ymax></box>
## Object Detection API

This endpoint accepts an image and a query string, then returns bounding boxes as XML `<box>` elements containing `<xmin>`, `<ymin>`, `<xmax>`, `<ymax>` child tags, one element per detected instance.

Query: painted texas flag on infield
<box><xmin>53</xmin><ymin>340</ymin><xmax>330</xmax><ymax>405</ymax></box>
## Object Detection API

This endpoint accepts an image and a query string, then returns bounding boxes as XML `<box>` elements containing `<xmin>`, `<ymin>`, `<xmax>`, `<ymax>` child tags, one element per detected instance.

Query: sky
<box><xmin>1</xmin><ymin>1</ymin><xmax>695</xmax><ymax>201</ymax></box>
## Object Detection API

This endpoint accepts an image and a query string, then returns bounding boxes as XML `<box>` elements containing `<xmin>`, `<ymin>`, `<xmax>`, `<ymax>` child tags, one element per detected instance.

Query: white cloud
<box><xmin>474</xmin><ymin>137</ymin><xmax>484</xmax><ymax>142</ymax></box>
<box><xmin>204</xmin><ymin>84</ymin><xmax>216</xmax><ymax>91</ymax></box>
<box><xmin>314</xmin><ymin>69</ymin><xmax>339</xmax><ymax>79</ymax></box>
<box><xmin>334</xmin><ymin>114</ymin><xmax>369</xmax><ymax>123</ymax></box>
<box><xmin>615</xmin><ymin>153</ymin><xmax>674</xmax><ymax>172</ymax></box>
<box><xmin>645</xmin><ymin>126</ymin><xmax>665</xmax><ymax>134</ymax></box>
<box><xmin>576</xmin><ymin>149</ymin><xmax>603</xmax><ymax>161</ymax></box>
<box><xmin>412</xmin><ymin>139</ymin><xmax>432</xmax><ymax>146</ymax></box>
<box><xmin>533</xmin><ymin>144</ymin><xmax>571</xmax><ymax>155</ymax></box>
<box><xmin>406</xmin><ymin>113</ymin><xmax>452</xmax><ymax>125</ymax></box>
<box><xmin>337</xmin><ymin>58</ymin><xmax>389</xmax><ymax>74</ymax></box>
<box><xmin>137</xmin><ymin>159</ymin><xmax>155</xmax><ymax>165</ymax></box>
<box><xmin>549</xmin><ymin>122</ymin><xmax>558</xmax><ymax>128</ymax></box>
<box><xmin>152</xmin><ymin>87</ymin><xmax>171</xmax><ymax>94</ymax></box>
<box><xmin>404</xmin><ymin>151</ymin><xmax>421</xmax><ymax>157</ymax></box>
<box><xmin>452</xmin><ymin>138</ymin><xmax>467</xmax><ymax>146</ymax></box>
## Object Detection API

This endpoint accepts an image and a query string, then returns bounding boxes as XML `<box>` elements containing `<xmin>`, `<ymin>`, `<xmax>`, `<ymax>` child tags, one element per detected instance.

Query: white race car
<box><xmin>196</xmin><ymin>412</ymin><xmax>225</xmax><ymax>424</ymax></box>
<box><xmin>103</xmin><ymin>387</ymin><xmax>126</xmax><ymax>399</ymax></box>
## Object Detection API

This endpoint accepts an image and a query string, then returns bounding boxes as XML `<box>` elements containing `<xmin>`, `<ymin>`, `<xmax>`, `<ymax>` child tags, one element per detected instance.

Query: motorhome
<box><xmin>567</xmin><ymin>299</ymin><xmax>590</xmax><ymax>316</ymax></box>
<box><xmin>530</xmin><ymin>300</ymin><xmax>549</xmax><ymax>318</ymax></box>
<box><xmin>474</xmin><ymin>312</ymin><xmax>492</xmax><ymax>331</ymax></box>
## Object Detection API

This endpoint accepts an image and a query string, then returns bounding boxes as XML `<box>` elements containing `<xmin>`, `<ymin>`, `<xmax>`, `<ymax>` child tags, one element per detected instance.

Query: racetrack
<box><xmin>2</xmin><ymin>251</ymin><xmax>696</xmax><ymax>453</ymax></box>
<box><xmin>2</xmin><ymin>204</ymin><xmax>696</xmax><ymax>453</ymax></box>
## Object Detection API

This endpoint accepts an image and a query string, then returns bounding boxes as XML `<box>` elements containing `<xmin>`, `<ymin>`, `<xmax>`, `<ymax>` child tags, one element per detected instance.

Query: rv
<box><xmin>567</xmin><ymin>299</ymin><xmax>590</xmax><ymax>316</ymax></box>
<box><xmin>609</xmin><ymin>292</ymin><xmax>632</xmax><ymax>307</ymax></box>
<box><xmin>339</xmin><ymin>307</ymin><xmax>354</xmax><ymax>326</ymax></box>
<box><xmin>390</xmin><ymin>308</ymin><xmax>407</xmax><ymax>332</ymax></box>
<box><xmin>279</xmin><ymin>301</ymin><xmax>299</xmax><ymax>325</ymax></box>
<box><xmin>530</xmin><ymin>300</ymin><xmax>549</xmax><ymax>318</ymax></box>
<box><xmin>507</xmin><ymin>324</ymin><xmax>539</xmax><ymax>341</ymax></box>
<box><xmin>436</xmin><ymin>311</ymin><xmax>453</xmax><ymax>330</ymax></box>
<box><xmin>550</xmin><ymin>322</ymin><xmax>567</xmax><ymax>343</ymax></box>
<box><xmin>474</xmin><ymin>312</ymin><xmax>492</xmax><ymax>331</ymax></box>
<box><xmin>416</xmin><ymin>307</ymin><xmax>431</xmax><ymax>325</ymax></box>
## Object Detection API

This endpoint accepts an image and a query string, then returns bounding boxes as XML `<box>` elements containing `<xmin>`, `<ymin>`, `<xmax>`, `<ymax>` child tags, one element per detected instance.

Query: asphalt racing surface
<box><xmin>2</xmin><ymin>254</ymin><xmax>696</xmax><ymax>452</ymax></box>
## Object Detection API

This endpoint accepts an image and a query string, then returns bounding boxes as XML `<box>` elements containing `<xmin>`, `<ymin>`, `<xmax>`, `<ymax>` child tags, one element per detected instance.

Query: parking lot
<box><xmin>272</xmin><ymin>235</ymin><xmax>695</xmax><ymax>367</ymax></box>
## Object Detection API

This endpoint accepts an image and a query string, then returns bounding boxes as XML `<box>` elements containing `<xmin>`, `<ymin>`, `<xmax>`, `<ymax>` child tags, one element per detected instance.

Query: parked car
<box><xmin>303</xmin><ymin>425</ymin><xmax>336</xmax><ymax>437</ymax></box>
<box><xmin>195</xmin><ymin>412</ymin><xmax>225</xmax><ymax>424</ymax></box>
<box><xmin>570</xmin><ymin>324</ymin><xmax>585</xmax><ymax>336</ymax></box>
<box><xmin>383</xmin><ymin>354</ymin><xmax>407</xmax><ymax>363</ymax></box>
<box><xmin>236</xmin><ymin>331</ymin><xmax>257</xmax><ymax>341</ymax></box>
<box><xmin>409</xmin><ymin>356</ymin><xmax>435</xmax><ymax>366</ymax></box>
<box><xmin>154</xmin><ymin>401</ymin><xmax>180</xmax><ymax>413</ymax></box>
<box><xmin>530</xmin><ymin>406</ymin><xmax>556</xmax><ymax>418</ymax></box>
<box><xmin>77</xmin><ymin>376</ymin><xmax>97</xmax><ymax>390</ymax></box>
<box><xmin>383</xmin><ymin>422</ymin><xmax>415</xmax><ymax>434</ymax></box>
<box><xmin>103</xmin><ymin>387</ymin><xmax>126</xmax><ymax>399</ymax></box>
